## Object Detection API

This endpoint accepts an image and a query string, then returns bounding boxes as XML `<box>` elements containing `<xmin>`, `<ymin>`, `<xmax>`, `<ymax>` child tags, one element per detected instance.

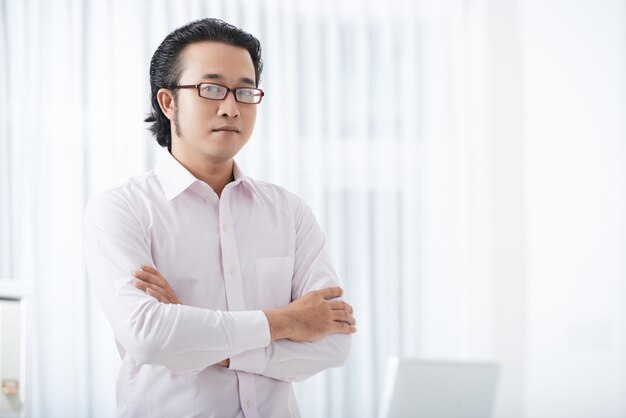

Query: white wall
<box><xmin>487</xmin><ymin>0</ymin><xmax>526</xmax><ymax>415</ymax></box>
<box><xmin>521</xmin><ymin>1</ymin><xmax>626</xmax><ymax>417</ymax></box>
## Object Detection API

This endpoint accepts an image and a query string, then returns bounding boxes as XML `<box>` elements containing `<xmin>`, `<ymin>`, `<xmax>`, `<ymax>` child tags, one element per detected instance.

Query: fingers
<box><xmin>133</xmin><ymin>278</ymin><xmax>175</xmax><ymax>302</ymax></box>
<box><xmin>334</xmin><ymin>320</ymin><xmax>357</xmax><ymax>334</ymax></box>
<box><xmin>133</xmin><ymin>265</ymin><xmax>165</xmax><ymax>286</ymax></box>
<box><xmin>132</xmin><ymin>277</ymin><xmax>167</xmax><ymax>295</ymax></box>
<box><xmin>317</xmin><ymin>286</ymin><xmax>343</xmax><ymax>300</ymax></box>
<box><xmin>329</xmin><ymin>299</ymin><xmax>356</xmax><ymax>333</ymax></box>
<box><xmin>332</xmin><ymin>309</ymin><xmax>356</xmax><ymax>326</ymax></box>
<box><xmin>140</xmin><ymin>264</ymin><xmax>159</xmax><ymax>274</ymax></box>
<box><xmin>329</xmin><ymin>300</ymin><xmax>353</xmax><ymax>314</ymax></box>
<box><xmin>146</xmin><ymin>287</ymin><xmax>169</xmax><ymax>303</ymax></box>
<box><xmin>132</xmin><ymin>266</ymin><xmax>181</xmax><ymax>304</ymax></box>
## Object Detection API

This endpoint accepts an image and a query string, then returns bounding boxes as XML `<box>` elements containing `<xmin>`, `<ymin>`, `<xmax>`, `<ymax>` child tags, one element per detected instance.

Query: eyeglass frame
<box><xmin>168</xmin><ymin>82</ymin><xmax>265</xmax><ymax>104</ymax></box>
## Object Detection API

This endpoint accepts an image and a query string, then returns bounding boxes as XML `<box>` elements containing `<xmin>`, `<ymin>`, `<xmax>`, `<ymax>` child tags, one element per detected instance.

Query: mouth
<box><xmin>212</xmin><ymin>126</ymin><xmax>240</xmax><ymax>133</ymax></box>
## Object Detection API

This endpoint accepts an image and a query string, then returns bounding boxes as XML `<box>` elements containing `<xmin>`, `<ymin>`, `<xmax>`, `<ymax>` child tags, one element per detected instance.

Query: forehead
<box><xmin>179</xmin><ymin>41</ymin><xmax>256</xmax><ymax>84</ymax></box>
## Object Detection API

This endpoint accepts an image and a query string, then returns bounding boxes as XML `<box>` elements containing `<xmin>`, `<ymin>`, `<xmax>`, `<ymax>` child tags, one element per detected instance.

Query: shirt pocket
<box><xmin>255</xmin><ymin>256</ymin><xmax>294</xmax><ymax>309</ymax></box>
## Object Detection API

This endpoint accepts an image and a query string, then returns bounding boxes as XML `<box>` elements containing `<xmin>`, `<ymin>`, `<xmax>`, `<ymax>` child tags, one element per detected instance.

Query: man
<box><xmin>84</xmin><ymin>18</ymin><xmax>356</xmax><ymax>418</ymax></box>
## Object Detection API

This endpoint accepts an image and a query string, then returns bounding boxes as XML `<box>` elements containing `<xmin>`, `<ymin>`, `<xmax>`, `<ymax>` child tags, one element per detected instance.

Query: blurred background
<box><xmin>0</xmin><ymin>0</ymin><xmax>625</xmax><ymax>417</ymax></box>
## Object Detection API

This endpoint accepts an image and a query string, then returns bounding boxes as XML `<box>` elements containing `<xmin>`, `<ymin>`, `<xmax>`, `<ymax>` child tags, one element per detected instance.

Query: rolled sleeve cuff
<box><xmin>229</xmin><ymin>310</ymin><xmax>271</xmax><ymax>352</ymax></box>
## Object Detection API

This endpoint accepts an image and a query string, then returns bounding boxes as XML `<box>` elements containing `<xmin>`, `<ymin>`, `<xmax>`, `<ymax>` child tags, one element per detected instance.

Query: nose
<box><xmin>217</xmin><ymin>91</ymin><xmax>240</xmax><ymax>118</ymax></box>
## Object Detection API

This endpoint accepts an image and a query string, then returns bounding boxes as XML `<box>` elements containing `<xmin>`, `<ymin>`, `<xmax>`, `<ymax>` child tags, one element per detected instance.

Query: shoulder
<box><xmin>249</xmin><ymin>179</ymin><xmax>309</xmax><ymax>211</ymax></box>
<box><xmin>84</xmin><ymin>170</ymin><xmax>160</xmax><ymax>228</ymax></box>
<box><xmin>247</xmin><ymin>179</ymin><xmax>317</xmax><ymax>226</ymax></box>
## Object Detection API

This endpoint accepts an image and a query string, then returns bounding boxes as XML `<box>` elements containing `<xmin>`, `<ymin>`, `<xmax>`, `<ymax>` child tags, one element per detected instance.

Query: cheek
<box><xmin>179</xmin><ymin>103</ymin><xmax>212</xmax><ymax>131</ymax></box>
<box><xmin>244</xmin><ymin>108</ymin><xmax>258</xmax><ymax>133</ymax></box>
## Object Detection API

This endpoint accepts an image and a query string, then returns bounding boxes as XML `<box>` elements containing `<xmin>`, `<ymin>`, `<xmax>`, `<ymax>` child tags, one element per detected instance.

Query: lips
<box><xmin>213</xmin><ymin>125</ymin><xmax>240</xmax><ymax>133</ymax></box>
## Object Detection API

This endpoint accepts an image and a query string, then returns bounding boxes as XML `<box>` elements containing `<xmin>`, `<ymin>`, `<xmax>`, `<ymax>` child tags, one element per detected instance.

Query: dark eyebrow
<box><xmin>200</xmin><ymin>73</ymin><xmax>256</xmax><ymax>86</ymax></box>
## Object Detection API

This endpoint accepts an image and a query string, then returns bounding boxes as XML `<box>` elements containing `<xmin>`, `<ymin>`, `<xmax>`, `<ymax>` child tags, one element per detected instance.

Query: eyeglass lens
<box><xmin>199</xmin><ymin>83</ymin><xmax>262</xmax><ymax>104</ymax></box>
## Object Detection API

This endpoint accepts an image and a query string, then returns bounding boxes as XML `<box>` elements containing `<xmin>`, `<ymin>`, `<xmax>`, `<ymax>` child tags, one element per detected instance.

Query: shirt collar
<box><xmin>232</xmin><ymin>160</ymin><xmax>264</xmax><ymax>203</ymax></box>
<box><xmin>155</xmin><ymin>149</ymin><xmax>262</xmax><ymax>203</ymax></box>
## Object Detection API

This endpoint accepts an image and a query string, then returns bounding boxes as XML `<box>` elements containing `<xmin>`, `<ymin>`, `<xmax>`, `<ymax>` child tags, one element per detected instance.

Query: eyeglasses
<box><xmin>170</xmin><ymin>82</ymin><xmax>265</xmax><ymax>104</ymax></box>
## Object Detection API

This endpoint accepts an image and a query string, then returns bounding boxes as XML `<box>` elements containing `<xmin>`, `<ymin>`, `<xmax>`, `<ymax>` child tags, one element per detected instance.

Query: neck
<box><xmin>170</xmin><ymin>145</ymin><xmax>234</xmax><ymax>198</ymax></box>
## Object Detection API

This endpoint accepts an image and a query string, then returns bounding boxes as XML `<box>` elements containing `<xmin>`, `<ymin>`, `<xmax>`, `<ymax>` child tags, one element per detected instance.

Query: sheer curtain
<box><xmin>1</xmin><ymin>0</ymin><xmax>525</xmax><ymax>417</ymax></box>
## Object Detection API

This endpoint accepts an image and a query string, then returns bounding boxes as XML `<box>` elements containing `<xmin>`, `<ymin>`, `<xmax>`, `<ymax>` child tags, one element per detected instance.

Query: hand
<box><xmin>263</xmin><ymin>287</ymin><xmax>357</xmax><ymax>343</ymax></box>
<box><xmin>132</xmin><ymin>265</ymin><xmax>181</xmax><ymax>305</ymax></box>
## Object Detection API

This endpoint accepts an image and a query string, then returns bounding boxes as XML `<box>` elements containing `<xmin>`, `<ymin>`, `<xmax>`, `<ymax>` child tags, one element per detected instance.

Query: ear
<box><xmin>157</xmin><ymin>88</ymin><xmax>175</xmax><ymax>120</ymax></box>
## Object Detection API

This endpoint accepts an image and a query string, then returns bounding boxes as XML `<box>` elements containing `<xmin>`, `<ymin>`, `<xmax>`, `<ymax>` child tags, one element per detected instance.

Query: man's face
<box><xmin>169</xmin><ymin>41</ymin><xmax>258</xmax><ymax>163</ymax></box>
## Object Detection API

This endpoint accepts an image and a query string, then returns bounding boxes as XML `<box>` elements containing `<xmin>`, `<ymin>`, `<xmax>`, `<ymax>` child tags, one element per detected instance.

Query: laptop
<box><xmin>378</xmin><ymin>357</ymin><xmax>500</xmax><ymax>418</ymax></box>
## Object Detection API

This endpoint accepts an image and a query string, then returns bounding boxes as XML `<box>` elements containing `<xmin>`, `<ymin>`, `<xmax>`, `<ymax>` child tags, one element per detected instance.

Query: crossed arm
<box><xmin>85</xmin><ymin>190</ymin><xmax>355</xmax><ymax>381</ymax></box>
<box><xmin>132</xmin><ymin>265</ymin><xmax>357</xmax><ymax>369</ymax></box>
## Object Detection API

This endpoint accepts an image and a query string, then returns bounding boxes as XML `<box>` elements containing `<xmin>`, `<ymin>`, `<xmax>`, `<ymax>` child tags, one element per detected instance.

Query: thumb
<box><xmin>317</xmin><ymin>286</ymin><xmax>343</xmax><ymax>300</ymax></box>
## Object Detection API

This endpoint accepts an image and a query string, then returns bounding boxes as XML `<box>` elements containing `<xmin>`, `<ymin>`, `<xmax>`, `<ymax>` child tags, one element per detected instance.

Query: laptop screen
<box><xmin>378</xmin><ymin>358</ymin><xmax>500</xmax><ymax>418</ymax></box>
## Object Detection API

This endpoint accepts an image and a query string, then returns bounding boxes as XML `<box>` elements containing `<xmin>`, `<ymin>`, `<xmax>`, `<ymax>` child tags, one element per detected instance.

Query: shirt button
<box><xmin>246</xmin><ymin>400</ymin><xmax>252</xmax><ymax>408</ymax></box>
<box><xmin>222</xmin><ymin>223</ymin><xmax>228</xmax><ymax>232</ymax></box>
<box><xmin>205</xmin><ymin>195</ymin><xmax>212</xmax><ymax>203</ymax></box>
<box><xmin>228</xmin><ymin>266</ymin><xmax>236</xmax><ymax>276</ymax></box>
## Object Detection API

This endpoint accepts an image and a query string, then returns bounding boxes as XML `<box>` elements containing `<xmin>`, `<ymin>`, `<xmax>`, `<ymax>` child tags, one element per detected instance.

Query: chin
<box><xmin>199</xmin><ymin>148</ymin><xmax>239</xmax><ymax>162</ymax></box>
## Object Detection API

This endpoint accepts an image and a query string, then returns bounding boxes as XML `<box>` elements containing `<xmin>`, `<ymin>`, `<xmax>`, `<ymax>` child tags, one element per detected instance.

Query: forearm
<box><xmin>229</xmin><ymin>333</ymin><xmax>351</xmax><ymax>382</ymax></box>
<box><xmin>90</xmin><ymin>273</ymin><xmax>270</xmax><ymax>372</ymax></box>
<box><xmin>116</xmin><ymin>297</ymin><xmax>270</xmax><ymax>372</ymax></box>
<box><xmin>229</xmin><ymin>290</ymin><xmax>354</xmax><ymax>380</ymax></box>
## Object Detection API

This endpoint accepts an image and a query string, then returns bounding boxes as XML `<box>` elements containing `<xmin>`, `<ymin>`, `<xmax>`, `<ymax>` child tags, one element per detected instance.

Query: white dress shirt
<box><xmin>83</xmin><ymin>149</ymin><xmax>351</xmax><ymax>418</ymax></box>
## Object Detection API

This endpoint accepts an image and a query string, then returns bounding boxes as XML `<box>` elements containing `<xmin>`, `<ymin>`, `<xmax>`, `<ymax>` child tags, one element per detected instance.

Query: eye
<box><xmin>235</xmin><ymin>88</ymin><xmax>263</xmax><ymax>104</ymax></box>
<box><xmin>202</xmin><ymin>84</ymin><xmax>222</xmax><ymax>94</ymax></box>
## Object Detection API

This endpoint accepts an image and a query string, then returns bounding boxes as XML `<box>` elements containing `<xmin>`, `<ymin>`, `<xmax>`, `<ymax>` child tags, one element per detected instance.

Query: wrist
<box><xmin>263</xmin><ymin>308</ymin><xmax>290</xmax><ymax>341</ymax></box>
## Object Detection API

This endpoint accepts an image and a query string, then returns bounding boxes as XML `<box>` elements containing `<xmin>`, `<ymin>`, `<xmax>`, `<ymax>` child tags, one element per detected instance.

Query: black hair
<box><xmin>145</xmin><ymin>18</ymin><xmax>263</xmax><ymax>149</ymax></box>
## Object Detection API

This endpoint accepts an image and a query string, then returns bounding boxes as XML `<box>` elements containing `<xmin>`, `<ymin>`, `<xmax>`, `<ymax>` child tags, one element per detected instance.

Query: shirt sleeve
<box><xmin>84</xmin><ymin>190</ymin><xmax>271</xmax><ymax>373</ymax></box>
<box><xmin>229</xmin><ymin>195</ymin><xmax>352</xmax><ymax>382</ymax></box>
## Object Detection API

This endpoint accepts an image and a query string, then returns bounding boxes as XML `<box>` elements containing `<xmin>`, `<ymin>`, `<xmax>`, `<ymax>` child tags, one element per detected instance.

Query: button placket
<box><xmin>219</xmin><ymin>186</ymin><xmax>260</xmax><ymax>418</ymax></box>
<box><xmin>236</xmin><ymin>372</ymin><xmax>261</xmax><ymax>418</ymax></box>
<box><xmin>218</xmin><ymin>193</ymin><xmax>245</xmax><ymax>311</ymax></box>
